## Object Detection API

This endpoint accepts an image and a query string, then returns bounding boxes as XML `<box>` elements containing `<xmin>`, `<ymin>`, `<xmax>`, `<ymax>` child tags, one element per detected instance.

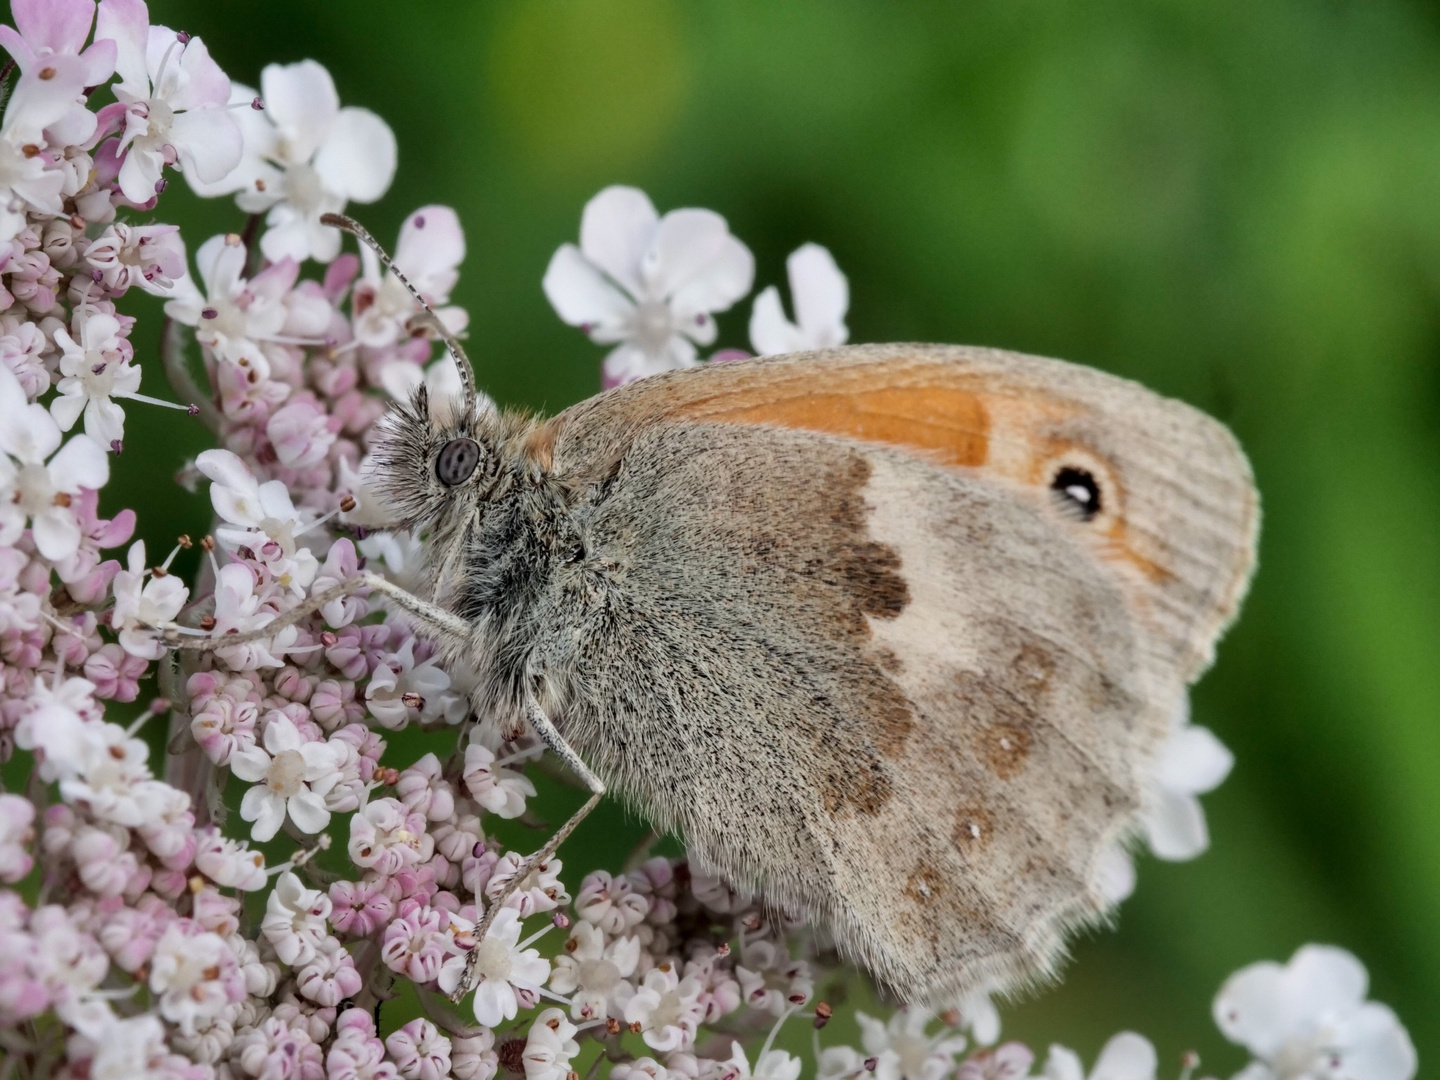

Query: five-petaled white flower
<box><xmin>165</xmin><ymin>233</ymin><xmax>290</xmax><ymax>376</ymax></box>
<box><xmin>0</xmin><ymin>363</ymin><xmax>109</xmax><ymax>561</ymax></box>
<box><xmin>229</xmin><ymin>713</ymin><xmax>342</xmax><ymax>841</ymax></box>
<box><xmin>110</xmin><ymin>539</ymin><xmax>189</xmax><ymax>659</ymax></box>
<box><xmin>1041</xmin><ymin>1033</ymin><xmax>1156</xmax><ymax>1080</ymax></box>
<box><xmin>261</xmin><ymin>870</ymin><xmax>333</xmax><ymax>967</ymax></box>
<box><xmin>1214</xmin><ymin>945</ymin><xmax>1416</xmax><ymax>1080</ymax></box>
<box><xmin>94</xmin><ymin>0</ymin><xmax>243</xmax><ymax>205</ymax></box>
<box><xmin>543</xmin><ymin>185</ymin><xmax>754</xmax><ymax>387</ymax></box>
<box><xmin>857</xmin><ymin>1009</ymin><xmax>968</xmax><ymax>1080</ymax></box>
<box><xmin>438</xmin><ymin>906</ymin><xmax>550</xmax><ymax>1028</ymax></box>
<box><xmin>749</xmin><ymin>243</ymin><xmax>849</xmax><ymax>356</ymax></box>
<box><xmin>50</xmin><ymin>311</ymin><xmax>140</xmax><ymax>446</ymax></box>
<box><xmin>523</xmin><ymin>1008</ymin><xmax>580</xmax><ymax>1080</ymax></box>
<box><xmin>548</xmin><ymin>920</ymin><xmax>641</xmax><ymax>1022</ymax></box>
<box><xmin>719</xmin><ymin>1042</ymin><xmax>804</xmax><ymax>1080</ymax></box>
<box><xmin>193</xmin><ymin>60</ymin><xmax>396</xmax><ymax>264</ymax></box>
<box><xmin>196</xmin><ymin>447</ymin><xmax>320</xmax><ymax>592</ymax></box>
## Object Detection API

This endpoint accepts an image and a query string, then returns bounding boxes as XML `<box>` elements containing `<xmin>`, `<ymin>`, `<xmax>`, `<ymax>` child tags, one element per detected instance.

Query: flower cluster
<box><xmin>0</xmin><ymin>3</ymin><xmax>1418</xmax><ymax>1080</ymax></box>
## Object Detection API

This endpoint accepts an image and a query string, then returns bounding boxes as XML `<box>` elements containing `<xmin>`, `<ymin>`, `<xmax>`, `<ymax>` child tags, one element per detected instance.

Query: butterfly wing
<box><xmin>533</xmin><ymin>344</ymin><xmax>1257</xmax><ymax>1003</ymax></box>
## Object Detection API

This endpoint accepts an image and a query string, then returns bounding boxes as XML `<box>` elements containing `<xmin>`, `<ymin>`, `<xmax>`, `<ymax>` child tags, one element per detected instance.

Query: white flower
<box><xmin>623</xmin><ymin>962</ymin><xmax>707</xmax><ymax>1053</ymax></box>
<box><xmin>1042</xmin><ymin>1033</ymin><xmax>1156</xmax><ymax>1080</ymax></box>
<box><xmin>209</xmin><ymin>562</ymin><xmax>298</xmax><ymax>669</ymax></box>
<box><xmin>0</xmin><ymin>363</ymin><xmax>109</xmax><ymax>561</ymax></box>
<box><xmin>817</xmin><ymin>1046</ymin><xmax>868</xmax><ymax>1080</ymax></box>
<box><xmin>1214</xmin><ymin>945</ymin><xmax>1416</xmax><ymax>1080</ymax></box>
<box><xmin>229</xmin><ymin>713</ymin><xmax>342</xmax><ymax>841</ymax></box>
<box><xmin>192</xmin><ymin>61</ymin><xmax>396</xmax><ymax>263</ymax></box>
<box><xmin>365</xmin><ymin>637</ymin><xmax>452</xmax><ymax>728</ymax></box>
<box><xmin>196</xmin><ymin>447</ymin><xmax>320</xmax><ymax>592</ymax></box>
<box><xmin>195</xmin><ymin>828</ymin><xmax>267</xmax><ymax>891</ymax></box>
<box><xmin>50</xmin><ymin>312</ymin><xmax>141</xmax><ymax>447</ymax></box>
<box><xmin>548</xmin><ymin>920</ymin><xmax>641</xmax><ymax>1021</ymax></box>
<box><xmin>543</xmin><ymin>185</ymin><xmax>754</xmax><ymax>386</ymax></box>
<box><xmin>148</xmin><ymin>923</ymin><xmax>237</xmax><ymax>1036</ymax></box>
<box><xmin>720</xmin><ymin>1042</ymin><xmax>804</xmax><ymax>1080</ymax></box>
<box><xmin>94</xmin><ymin>0</ymin><xmax>243</xmax><ymax>204</ymax></box>
<box><xmin>0</xmin><ymin>65</ymin><xmax>90</xmax><ymax>244</ymax></box>
<box><xmin>261</xmin><ymin>871</ymin><xmax>333</xmax><ymax>967</ymax></box>
<box><xmin>438</xmin><ymin>906</ymin><xmax>551</xmax><ymax>1028</ymax></box>
<box><xmin>347</xmin><ymin>797</ymin><xmax>432</xmax><ymax>876</ymax></box>
<box><xmin>165</xmin><ymin>233</ymin><xmax>289</xmax><ymax>375</ymax></box>
<box><xmin>951</xmin><ymin>988</ymin><xmax>1002</xmax><ymax>1047</ymax></box>
<box><xmin>110</xmin><ymin>540</ymin><xmax>188</xmax><ymax>659</ymax></box>
<box><xmin>354</xmin><ymin>205</ymin><xmax>468</xmax><ymax>348</ymax></box>
<box><xmin>524</xmin><ymin>1007</ymin><xmax>580</xmax><ymax>1080</ymax></box>
<box><xmin>857</xmin><ymin>1009</ymin><xmax>968</xmax><ymax>1080</ymax></box>
<box><xmin>749</xmin><ymin>243</ymin><xmax>849</xmax><ymax>356</ymax></box>
<box><xmin>1096</xmin><ymin>696</ymin><xmax>1235</xmax><ymax>903</ymax></box>
<box><xmin>1145</xmin><ymin>694</ymin><xmax>1233</xmax><ymax>860</ymax></box>
<box><xmin>462</xmin><ymin>740</ymin><xmax>537</xmax><ymax>819</ymax></box>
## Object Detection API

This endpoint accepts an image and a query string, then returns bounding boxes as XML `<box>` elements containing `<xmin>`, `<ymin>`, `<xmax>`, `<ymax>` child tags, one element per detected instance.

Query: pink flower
<box><xmin>267</xmin><ymin>392</ymin><xmax>338</xmax><ymax>469</ymax></box>
<box><xmin>380</xmin><ymin>904</ymin><xmax>450</xmax><ymax>984</ymax></box>
<box><xmin>386</xmin><ymin>1018</ymin><xmax>452</xmax><ymax>1080</ymax></box>
<box><xmin>396</xmin><ymin>752</ymin><xmax>456</xmax><ymax>822</ymax></box>
<box><xmin>348</xmin><ymin>797</ymin><xmax>433</xmax><ymax>877</ymax></box>
<box><xmin>0</xmin><ymin>793</ymin><xmax>35</xmax><ymax>882</ymax></box>
<box><xmin>329</xmin><ymin>877</ymin><xmax>396</xmax><ymax>938</ymax></box>
<box><xmin>188</xmin><ymin>671</ymin><xmax>260</xmax><ymax>765</ymax></box>
<box><xmin>83</xmin><ymin>222</ymin><xmax>186</xmax><ymax>295</ymax></box>
<box><xmin>234</xmin><ymin>1014</ymin><xmax>325</xmax><ymax>1080</ymax></box>
<box><xmin>296</xmin><ymin>937</ymin><xmax>362</xmax><ymax>1007</ymax></box>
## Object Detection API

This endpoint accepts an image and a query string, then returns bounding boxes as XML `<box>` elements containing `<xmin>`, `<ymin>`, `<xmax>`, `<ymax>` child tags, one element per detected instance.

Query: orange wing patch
<box><xmin>677</xmin><ymin>384</ymin><xmax>992</xmax><ymax>468</ymax></box>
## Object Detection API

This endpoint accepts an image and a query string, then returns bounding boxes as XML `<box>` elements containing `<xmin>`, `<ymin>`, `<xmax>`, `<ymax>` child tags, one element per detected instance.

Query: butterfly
<box><xmin>180</xmin><ymin>217</ymin><xmax>1260</xmax><ymax>1008</ymax></box>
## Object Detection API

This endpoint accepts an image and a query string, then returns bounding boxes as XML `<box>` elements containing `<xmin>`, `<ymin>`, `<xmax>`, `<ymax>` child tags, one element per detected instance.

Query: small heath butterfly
<box><xmin>192</xmin><ymin>217</ymin><xmax>1260</xmax><ymax>1007</ymax></box>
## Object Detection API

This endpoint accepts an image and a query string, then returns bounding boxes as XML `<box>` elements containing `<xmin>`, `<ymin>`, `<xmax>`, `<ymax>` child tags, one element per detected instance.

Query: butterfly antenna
<box><xmin>321</xmin><ymin>212</ymin><xmax>479</xmax><ymax>414</ymax></box>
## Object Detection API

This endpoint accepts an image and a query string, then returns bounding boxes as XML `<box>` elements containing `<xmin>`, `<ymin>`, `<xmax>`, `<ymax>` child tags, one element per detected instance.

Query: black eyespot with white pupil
<box><xmin>436</xmin><ymin>438</ymin><xmax>480</xmax><ymax>486</ymax></box>
<box><xmin>1051</xmin><ymin>466</ymin><xmax>1102</xmax><ymax>521</ymax></box>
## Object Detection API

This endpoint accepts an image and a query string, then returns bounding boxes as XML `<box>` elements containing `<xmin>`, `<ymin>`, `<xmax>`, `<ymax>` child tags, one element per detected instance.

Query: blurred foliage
<box><xmin>85</xmin><ymin>0</ymin><xmax>1440</xmax><ymax>1071</ymax></box>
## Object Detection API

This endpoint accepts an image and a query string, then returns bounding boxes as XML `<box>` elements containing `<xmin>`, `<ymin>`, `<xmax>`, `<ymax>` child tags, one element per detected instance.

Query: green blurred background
<box><xmin>77</xmin><ymin>0</ymin><xmax>1440</xmax><ymax>1072</ymax></box>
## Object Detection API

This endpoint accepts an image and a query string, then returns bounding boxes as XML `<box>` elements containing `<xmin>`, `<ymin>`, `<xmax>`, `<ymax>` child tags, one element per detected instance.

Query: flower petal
<box><xmin>788</xmin><ymin>243</ymin><xmax>848</xmax><ymax>344</ymax></box>
<box><xmin>49</xmin><ymin>433</ymin><xmax>109</xmax><ymax>492</ymax></box>
<box><xmin>1143</xmin><ymin>789</ymin><xmax>1208</xmax><ymax>861</ymax></box>
<box><xmin>95</xmin><ymin>0</ymin><xmax>151</xmax><ymax>99</ymax></box>
<box><xmin>242</xmin><ymin>787</ymin><xmax>285</xmax><ymax>842</ymax></box>
<box><xmin>1155</xmin><ymin>724</ymin><xmax>1233</xmax><ymax>795</ymax></box>
<box><xmin>171</xmin><ymin>107</ymin><xmax>244</xmax><ymax>186</ymax></box>
<box><xmin>287</xmin><ymin>790</ymin><xmax>331</xmax><ymax>834</ymax></box>
<box><xmin>396</xmin><ymin>205</ymin><xmax>464</xmax><ymax>287</ymax></box>
<box><xmin>748</xmin><ymin>285</ymin><xmax>801</xmax><ymax>357</ymax></box>
<box><xmin>260</xmin><ymin>59</ymin><xmax>339</xmax><ymax>161</ymax></box>
<box><xmin>543</xmin><ymin>244</ymin><xmax>635</xmax><ymax>334</ymax></box>
<box><xmin>32</xmin><ymin>507</ymin><xmax>81</xmax><ymax>561</ymax></box>
<box><xmin>579</xmin><ymin>186</ymin><xmax>658</xmax><ymax>299</ymax></box>
<box><xmin>314</xmin><ymin>106</ymin><xmax>396</xmax><ymax>204</ymax></box>
<box><xmin>228</xmin><ymin>746</ymin><xmax>271</xmax><ymax>783</ymax></box>
<box><xmin>1090</xmin><ymin>1033</ymin><xmax>1157</xmax><ymax>1080</ymax></box>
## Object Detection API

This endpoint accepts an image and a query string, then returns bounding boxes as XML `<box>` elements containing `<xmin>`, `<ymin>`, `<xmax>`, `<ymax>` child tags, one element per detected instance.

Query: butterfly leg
<box><xmin>160</xmin><ymin>572</ymin><xmax>471</xmax><ymax>650</ymax></box>
<box><xmin>449</xmin><ymin>693</ymin><xmax>605</xmax><ymax>1003</ymax></box>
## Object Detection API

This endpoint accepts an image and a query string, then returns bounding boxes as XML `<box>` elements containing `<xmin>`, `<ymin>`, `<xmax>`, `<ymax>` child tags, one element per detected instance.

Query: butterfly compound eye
<box><xmin>1050</xmin><ymin>465</ymin><xmax>1102</xmax><ymax>521</ymax></box>
<box><xmin>436</xmin><ymin>438</ymin><xmax>480</xmax><ymax>486</ymax></box>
